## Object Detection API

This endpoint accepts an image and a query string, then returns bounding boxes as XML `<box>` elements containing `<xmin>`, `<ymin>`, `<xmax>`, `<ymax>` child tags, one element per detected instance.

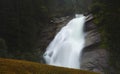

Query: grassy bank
<box><xmin>0</xmin><ymin>58</ymin><xmax>99</xmax><ymax>74</ymax></box>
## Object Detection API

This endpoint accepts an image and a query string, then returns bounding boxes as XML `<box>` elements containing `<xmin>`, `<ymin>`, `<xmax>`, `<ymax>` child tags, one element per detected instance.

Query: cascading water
<box><xmin>43</xmin><ymin>14</ymin><xmax>86</xmax><ymax>69</ymax></box>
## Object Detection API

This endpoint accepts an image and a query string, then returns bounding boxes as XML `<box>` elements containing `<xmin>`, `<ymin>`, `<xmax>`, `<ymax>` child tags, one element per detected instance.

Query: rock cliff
<box><xmin>42</xmin><ymin>15</ymin><xmax>109</xmax><ymax>74</ymax></box>
<box><xmin>80</xmin><ymin>18</ymin><xmax>109</xmax><ymax>74</ymax></box>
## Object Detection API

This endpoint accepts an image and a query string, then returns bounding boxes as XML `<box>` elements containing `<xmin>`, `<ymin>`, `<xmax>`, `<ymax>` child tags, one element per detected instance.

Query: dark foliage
<box><xmin>0</xmin><ymin>0</ymin><xmax>93</xmax><ymax>61</ymax></box>
<box><xmin>91</xmin><ymin>0</ymin><xmax>120</xmax><ymax>73</ymax></box>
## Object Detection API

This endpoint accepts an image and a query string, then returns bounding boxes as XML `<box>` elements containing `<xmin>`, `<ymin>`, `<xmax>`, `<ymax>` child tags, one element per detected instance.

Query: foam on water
<box><xmin>43</xmin><ymin>14</ymin><xmax>86</xmax><ymax>69</ymax></box>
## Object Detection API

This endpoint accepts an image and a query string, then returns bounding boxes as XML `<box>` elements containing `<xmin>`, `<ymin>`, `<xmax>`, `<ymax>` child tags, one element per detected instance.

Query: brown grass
<box><xmin>0</xmin><ymin>58</ymin><xmax>99</xmax><ymax>74</ymax></box>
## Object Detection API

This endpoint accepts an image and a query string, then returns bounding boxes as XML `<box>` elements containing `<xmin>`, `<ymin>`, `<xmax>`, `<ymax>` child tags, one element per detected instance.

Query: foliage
<box><xmin>91</xmin><ymin>0</ymin><xmax>120</xmax><ymax>73</ymax></box>
<box><xmin>0</xmin><ymin>0</ymin><xmax>93</xmax><ymax>61</ymax></box>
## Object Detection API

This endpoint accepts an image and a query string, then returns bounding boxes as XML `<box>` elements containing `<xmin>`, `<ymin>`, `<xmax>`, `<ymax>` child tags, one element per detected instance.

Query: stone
<box><xmin>84</xmin><ymin>29</ymin><xmax>101</xmax><ymax>47</ymax></box>
<box><xmin>81</xmin><ymin>19</ymin><xmax>109</xmax><ymax>74</ymax></box>
<box><xmin>81</xmin><ymin>48</ymin><xmax>109</xmax><ymax>74</ymax></box>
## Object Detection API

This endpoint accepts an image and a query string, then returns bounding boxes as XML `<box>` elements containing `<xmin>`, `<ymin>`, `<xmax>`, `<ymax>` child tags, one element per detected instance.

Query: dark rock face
<box><xmin>81</xmin><ymin>48</ymin><xmax>108</xmax><ymax>74</ymax></box>
<box><xmin>84</xmin><ymin>18</ymin><xmax>101</xmax><ymax>48</ymax></box>
<box><xmin>84</xmin><ymin>19</ymin><xmax>96</xmax><ymax>32</ymax></box>
<box><xmin>84</xmin><ymin>29</ymin><xmax>101</xmax><ymax>47</ymax></box>
<box><xmin>81</xmin><ymin>20</ymin><xmax>109</xmax><ymax>74</ymax></box>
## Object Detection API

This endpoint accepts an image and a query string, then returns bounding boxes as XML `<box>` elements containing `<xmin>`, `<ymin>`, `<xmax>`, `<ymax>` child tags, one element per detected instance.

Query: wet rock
<box><xmin>81</xmin><ymin>19</ymin><xmax>109</xmax><ymax>74</ymax></box>
<box><xmin>50</xmin><ymin>16</ymin><xmax>70</xmax><ymax>24</ymax></box>
<box><xmin>84</xmin><ymin>21</ymin><xmax>96</xmax><ymax>32</ymax></box>
<box><xmin>84</xmin><ymin>19</ymin><xmax>101</xmax><ymax>48</ymax></box>
<box><xmin>81</xmin><ymin>48</ymin><xmax>109</xmax><ymax>74</ymax></box>
<box><xmin>84</xmin><ymin>29</ymin><xmax>101</xmax><ymax>47</ymax></box>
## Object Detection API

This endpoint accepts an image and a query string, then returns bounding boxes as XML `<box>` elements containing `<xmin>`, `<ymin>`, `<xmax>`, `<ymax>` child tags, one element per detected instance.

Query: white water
<box><xmin>43</xmin><ymin>14</ymin><xmax>86</xmax><ymax>69</ymax></box>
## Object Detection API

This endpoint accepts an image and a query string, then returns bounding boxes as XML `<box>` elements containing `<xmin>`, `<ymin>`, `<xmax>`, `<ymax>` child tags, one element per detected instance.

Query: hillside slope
<box><xmin>0</xmin><ymin>58</ymin><xmax>99</xmax><ymax>74</ymax></box>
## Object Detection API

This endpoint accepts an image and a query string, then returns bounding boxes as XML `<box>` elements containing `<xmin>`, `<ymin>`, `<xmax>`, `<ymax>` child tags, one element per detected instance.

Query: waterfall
<box><xmin>43</xmin><ymin>14</ymin><xmax>86</xmax><ymax>69</ymax></box>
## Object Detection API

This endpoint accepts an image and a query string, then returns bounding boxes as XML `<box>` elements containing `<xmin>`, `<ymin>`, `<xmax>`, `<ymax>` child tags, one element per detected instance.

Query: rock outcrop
<box><xmin>80</xmin><ymin>17</ymin><xmax>109</xmax><ymax>74</ymax></box>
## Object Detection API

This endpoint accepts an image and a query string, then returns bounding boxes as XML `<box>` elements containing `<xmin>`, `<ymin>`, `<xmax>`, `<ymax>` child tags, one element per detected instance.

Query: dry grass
<box><xmin>0</xmin><ymin>58</ymin><xmax>99</xmax><ymax>74</ymax></box>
